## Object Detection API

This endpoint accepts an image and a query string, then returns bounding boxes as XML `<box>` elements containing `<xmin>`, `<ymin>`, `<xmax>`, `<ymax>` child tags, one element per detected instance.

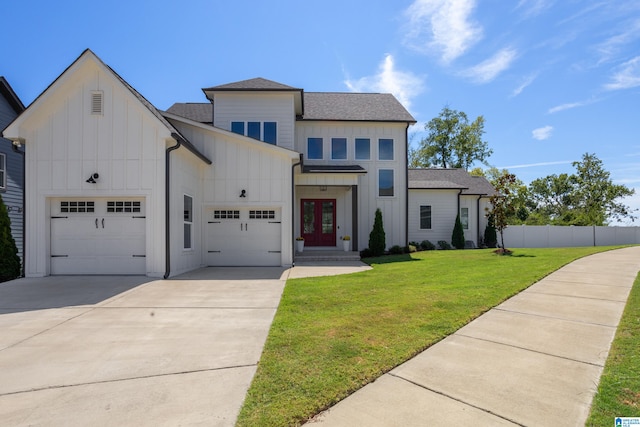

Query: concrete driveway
<box><xmin>0</xmin><ymin>267</ymin><xmax>288</xmax><ymax>426</ymax></box>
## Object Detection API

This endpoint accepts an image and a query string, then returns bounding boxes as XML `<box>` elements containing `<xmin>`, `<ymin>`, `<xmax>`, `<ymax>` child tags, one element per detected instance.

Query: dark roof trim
<box><xmin>170</xmin><ymin>132</ymin><xmax>212</xmax><ymax>165</ymax></box>
<box><xmin>302</xmin><ymin>165</ymin><xmax>367</xmax><ymax>174</ymax></box>
<box><xmin>0</xmin><ymin>77</ymin><xmax>25</xmax><ymax>114</ymax></box>
<box><xmin>203</xmin><ymin>77</ymin><xmax>303</xmax><ymax>92</ymax></box>
<box><xmin>297</xmin><ymin>117</ymin><xmax>416</xmax><ymax>124</ymax></box>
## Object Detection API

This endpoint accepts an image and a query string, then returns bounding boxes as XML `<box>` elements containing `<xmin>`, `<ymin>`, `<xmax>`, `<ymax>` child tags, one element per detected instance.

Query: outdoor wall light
<box><xmin>239</xmin><ymin>189</ymin><xmax>246</xmax><ymax>198</ymax></box>
<box><xmin>86</xmin><ymin>173</ymin><xmax>99</xmax><ymax>184</ymax></box>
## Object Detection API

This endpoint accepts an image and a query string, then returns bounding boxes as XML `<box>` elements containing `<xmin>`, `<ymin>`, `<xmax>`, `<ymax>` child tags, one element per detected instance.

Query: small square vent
<box><xmin>91</xmin><ymin>91</ymin><xmax>103</xmax><ymax>115</ymax></box>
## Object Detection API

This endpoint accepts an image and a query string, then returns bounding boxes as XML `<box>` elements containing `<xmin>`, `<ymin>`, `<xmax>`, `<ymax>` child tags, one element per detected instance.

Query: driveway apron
<box><xmin>0</xmin><ymin>267</ymin><xmax>287</xmax><ymax>427</ymax></box>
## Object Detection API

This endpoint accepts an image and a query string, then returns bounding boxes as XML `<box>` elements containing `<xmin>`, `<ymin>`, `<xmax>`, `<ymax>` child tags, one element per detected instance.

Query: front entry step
<box><xmin>295</xmin><ymin>250</ymin><xmax>361</xmax><ymax>262</ymax></box>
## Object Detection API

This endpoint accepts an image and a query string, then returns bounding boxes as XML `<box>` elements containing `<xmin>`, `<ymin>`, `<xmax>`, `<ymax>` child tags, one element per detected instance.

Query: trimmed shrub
<box><xmin>437</xmin><ymin>240</ymin><xmax>452</xmax><ymax>250</ymax></box>
<box><xmin>0</xmin><ymin>195</ymin><xmax>21</xmax><ymax>282</ymax></box>
<box><xmin>368</xmin><ymin>208</ymin><xmax>386</xmax><ymax>257</ymax></box>
<box><xmin>389</xmin><ymin>245</ymin><xmax>404</xmax><ymax>255</ymax></box>
<box><xmin>420</xmin><ymin>240</ymin><xmax>436</xmax><ymax>251</ymax></box>
<box><xmin>407</xmin><ymin>244</ymin><xmax>417</xmax><ymax>253</ymax></box>
<box><xmin>408</xmin><ymin>241</ymin><xmax>422</xmax><ymax>251</ymax></box>
<box><xmin>451</xmin><ymin>214</ymin><xmax>465</xmax><ymax>249</ymax></box>
<box><xmin>484</xmin><ymin>214</ymin><xmax>497</xmax><ymax>248</ymax></box>
<box><xmin>360</xmin><ymin>248</ymin><xmax>374</xmax><ymax>258</ymax></box>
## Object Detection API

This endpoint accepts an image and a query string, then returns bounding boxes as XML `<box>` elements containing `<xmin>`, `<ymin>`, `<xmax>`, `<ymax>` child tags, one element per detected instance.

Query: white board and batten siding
<box><xmin>295</xmin><ymin>121</ymin><xmax>408</xmax><ymax>249</ymax></box>
<box><xmin>169</xmin><ymin>117</ymin><xmax>297</xmax><ymax>266</ymax></box>
<box><xmin>5</xmin><ymin>54</ymin><xmax>170</xmax><ymax>276</ymax></box>
<box><xmin>409</xmin><ymin>190</ymin><xmax>459</xmax><ymax>246</ymax></box>
<box><xmin>213</xmin><ymin>92</ymin><xmax>297</xmax><ymax>150</ymax></box>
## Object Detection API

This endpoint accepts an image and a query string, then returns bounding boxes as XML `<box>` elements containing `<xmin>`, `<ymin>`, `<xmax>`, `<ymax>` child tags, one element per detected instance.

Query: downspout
<box><xmin>12</xmin><ymin>140</ymin><xmax>25</xmax><ymax>277</ymax></box>
<box><xmin>405</xmin><ymin>123</ymin><xmax>410</xmax><ymax>246</ymax></box>
<box><xmin>164</xmin><ymin>136</ymin><xmax>182</xmax><ymax>279</ymax></box>
<box><xmin>476</xmin><ymin>195</ymin><xmax>482</xmax><ymax>247</ymax></box>
<box><xmin>291</xmin><ymin>153</ymin><xmax>303</xmax><ymax>265</ymax></box>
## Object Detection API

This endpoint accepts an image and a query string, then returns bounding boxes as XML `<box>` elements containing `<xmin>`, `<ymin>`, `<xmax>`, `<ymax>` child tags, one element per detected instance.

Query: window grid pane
<box><xmin>231</xmin><ymin>122</ymin><xmax>244</xmax><ymax>135</ymax></box>
<box><xmin>264</xmin><ymin>122</ymin><xmax>277</xmax><ymax>145</ymax></box>
<box><xmin>0</xmin><ymin>153</ymin><xmax>5</xmax><ymax>189</ymax></box>
<box><xmin>213</xmin><ymin>210</ymin><xmax>240</xmax><ymax>219</ymax></box>
<box><xmin>307</xmin><ymin>138</ymin><xmax>323</xmax><ymax>160</ymax></box>
<box><xmin>379</xmin><ymin>139</ymin><xmax>394</xmax><ymax>160</ymax></box>
<box><xmin>355</xmin><ymin>138</ymin><xmax>370</xmax><ymax>160</ymax></box>
<box><xmin>378</xmin><ymin>169</ymin><xmax>394</xmax><ymax>197</ymax></box>
<box><xmin>461</xmin><ymin>207</ymin><xmax>469</xmax><ymax>229</ymax></box>
<box><xmin>331</xmin><ymin>138</ymin><xmax>347</xmax><ymax>160</ymax></box>
<box><xmin>420</xmin><ymin>205</ymin><xmax>432</xmax><ymax>229</ymax></box>
<box><xmin>247</xmin><ymin>122</ymin><xmax>261</xmax><ymax>140</ymax></box>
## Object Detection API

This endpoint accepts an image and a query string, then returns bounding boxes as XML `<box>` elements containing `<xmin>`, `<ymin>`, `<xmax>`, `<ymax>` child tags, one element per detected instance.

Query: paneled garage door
<box><xmin>50</xmin><ymin>198</ymin><xmax>146</xmax><ymax>275</ymax></box>
<box><xmin>206</xmin><ymin>208</ymin><xmax>281</xmax><ymax>266</ymax></box>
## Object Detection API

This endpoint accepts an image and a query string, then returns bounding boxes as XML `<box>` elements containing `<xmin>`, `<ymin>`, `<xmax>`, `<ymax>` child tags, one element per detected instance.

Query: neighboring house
<box><xmin>0</xmin><ymin>77</ymin><xmax>26</xmax><ymax>273</ymax></box>
<box><xmin>408</xmin><ymin>168</ymin><xmax>497</xmax><ymax>248</ymax></box>
<box><xmin>2</xmin><ymin>49</ymin><xmax>495</xmax><ymax>278</ymax></box>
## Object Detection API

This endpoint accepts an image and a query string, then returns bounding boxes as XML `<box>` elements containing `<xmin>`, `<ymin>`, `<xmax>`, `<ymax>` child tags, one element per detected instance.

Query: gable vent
<box><xmin>91</xmin><ymin>91</ymin><xmax>103</xmax><ymax>115</ymax></box>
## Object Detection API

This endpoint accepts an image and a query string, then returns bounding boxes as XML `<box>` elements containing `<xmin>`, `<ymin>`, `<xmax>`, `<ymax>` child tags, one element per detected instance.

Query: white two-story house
<box><xmin>3</xmin><ymin>49</ymin><xmax>425</xmax><ymax>277</ymax></box>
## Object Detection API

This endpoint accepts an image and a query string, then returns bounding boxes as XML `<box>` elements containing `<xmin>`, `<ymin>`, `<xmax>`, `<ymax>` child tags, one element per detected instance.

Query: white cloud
<box><xmin>595</xmin><ymin>19</ymin><xmax>640</xmax><ymax>65</ymax></box>
<box><xmin>403</xmin><ymin>0</ymin><xmax>482</xmax><ymax>64</ymax></box>
<box><xmin>511</xmin><ymin>72</ymin><xmax>538</xmax><ymax>97</ymax></box>
<box><xmin>516</xmin><ymin>0</ymin><xmax>554</xmax><ymax>18</ymax></box>
<box><xmin>344</xmin><ymin>54</ymin><xmax>425</xmax><ymax>111</ymax></box>
<box><xmin>461</xmin><ymin>48</ymin><xmax>518</xmax><ymax>83</ymax></box>
<box><xmin>532</xmin><ymin>125</ymin><xmax>553</xmax><ymax>140</ymax></box>
<box><xmin>548</xmin><ymin>102</ymin><xmax>584</xmax><ymax>114</ymax></box>
<box><xmin>604</xmin><ymin>56</ymin><xmax>640</xmax><ymax>90</ymax></box>
<box><xmin>502</xmin><ymin>159</ymin><xmax>573</xmax><ymax>169</ymax></box>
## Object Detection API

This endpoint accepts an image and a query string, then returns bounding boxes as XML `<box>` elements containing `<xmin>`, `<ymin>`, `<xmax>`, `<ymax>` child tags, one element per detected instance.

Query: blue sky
<box><xmin>3</xmin><ymin>0</ymin><xmax>640</xmax><ymax>222</ymax></box>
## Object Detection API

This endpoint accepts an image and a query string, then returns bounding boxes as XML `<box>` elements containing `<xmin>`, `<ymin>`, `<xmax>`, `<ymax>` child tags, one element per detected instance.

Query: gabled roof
<box><xmin>409</xmin><ymin>168</ymin><xmax>498</xmax><ymax>196</ymax></box>
<box><xmin>203</xmin><ymin>77</ymin><xmax>302</xmax><ymax>91</ymax></box>
<box><xmin>301</xmin><ymin>92</ymin><xmax>416</xmax><ymax>123</ymax></box>
<box><xmin>0</xmin><ymin>77</ymin><xmax>25</xmax><ymax>115</ymax></box>
<box><xmin>166</xmin><ymin>103</ymin><xmax>212</xmax><ymax>124</ymax></box>
<box><xmin>3</xmin><ymin>49</ymin><xmax>210</xmax><ymax>165</ymax></box>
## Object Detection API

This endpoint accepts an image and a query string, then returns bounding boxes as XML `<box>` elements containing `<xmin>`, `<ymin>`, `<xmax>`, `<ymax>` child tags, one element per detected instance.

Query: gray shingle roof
<box><xmin>408</xmin><ymin>168</ymin><xmax>497</xmax><ymax>196</ymax></box>
<box><xmin>203</xmin><ymin>77</ymin><xmax>302</xmax><ymax>91</ymax></box>
<box><xmin>301</xmin><ymin>92</ymin><xmax>416</xmax><ymax>123</ymax></box>
<box><xmin>166</xmin><ymin>103</ymin><xmax>212</xmax><ymax>124</ymax></box>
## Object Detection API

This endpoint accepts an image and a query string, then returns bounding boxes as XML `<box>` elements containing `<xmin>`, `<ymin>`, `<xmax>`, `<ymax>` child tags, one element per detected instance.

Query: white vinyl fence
<box><xmin>502</xmin><ymin>225</ymin><xmax>640</xmax><ymax>248</ymax></box>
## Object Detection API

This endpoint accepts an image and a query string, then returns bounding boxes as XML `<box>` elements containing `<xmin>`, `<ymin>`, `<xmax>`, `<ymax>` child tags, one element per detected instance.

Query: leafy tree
<box><xmin>0</xmin><ymin>195</ymin><xmax>21</xmax><ymax>282</ymax></box>
<box><xmin>526</xmin><ymin>153</ymin><xmax>635</xmax><ymax>225</ymax></box>
<box><xmin>572</xmin><ymin>153</ymin><xmax>635</xmax><ymax>225</ymax></box>
<box><xmin>488</xmin><ymin>172</ymin><xmax>517</xmax><ymax>253</ymax></box>
<box><xmin>368</xmin><ymin>208</ymin><xmax>386</xmax><ymax>256</ymax></box>
<box><xmin>473</xmin><ymin>167</ymin><xmax>531</xmax><ymax>224</ymax></box>
<box><xmin>451</xmin><ymin>214</ymin><xmax>465</xmax><ymax>249</ymax></box>
<box><xmin>410</xmin><ymin>106</ymin><xmax>492</xmax><ymax>170</ymax></box>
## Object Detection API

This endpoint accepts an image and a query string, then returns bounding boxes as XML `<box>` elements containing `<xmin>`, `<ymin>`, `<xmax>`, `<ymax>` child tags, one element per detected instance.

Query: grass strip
<box><xmin>586</xmin><ymin>272</ymin><xmax>640</xmax><ymax>425</ymax></box>
<box><xmin>238</xmin><ymin>247</ymin><xmax>621</xmax><ymax>427</ymax></box>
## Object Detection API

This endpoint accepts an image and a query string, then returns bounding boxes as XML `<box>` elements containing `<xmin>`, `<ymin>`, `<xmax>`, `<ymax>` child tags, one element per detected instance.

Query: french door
<box><xmin>301</xmin><ymin>199</ymin><xmax>336</xmax><ymax>246</ymax></box>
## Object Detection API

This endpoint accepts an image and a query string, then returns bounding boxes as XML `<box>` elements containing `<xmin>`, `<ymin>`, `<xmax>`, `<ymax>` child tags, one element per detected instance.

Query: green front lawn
<box><xmin>237</xmin><ymin>247</ymin><xmax>623</xmax><ymax>427</ymax></box>
<box><xmin>586</xmin><ymin>272</ymin><xmax>640</xmax><ymax>425</ymax></box>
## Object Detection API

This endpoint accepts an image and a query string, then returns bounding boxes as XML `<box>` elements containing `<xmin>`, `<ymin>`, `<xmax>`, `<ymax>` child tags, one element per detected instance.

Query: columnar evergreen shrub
<box><xmin>451</xmin><ymin>214</ymin><xmax>465</xmax><ymax>249</ymax></box>
<box><xmin>484</xmin><ymin>214</ymin><xmax>497</xmax><ymax>248</ymax></box>
<box><xmin>368</xmin><ymin>208</ymin><xmax>386</xmax><ymax>256</ymax></box>
<box><xmin>0</xmin><ymin>195</ymin><xmax>21</xmax><ymax>282</ymax></box>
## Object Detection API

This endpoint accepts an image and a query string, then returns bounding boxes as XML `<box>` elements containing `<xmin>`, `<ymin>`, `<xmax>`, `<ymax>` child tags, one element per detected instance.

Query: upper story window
<box><xmin>379</xmin><ymin>139</ymin><xmax>394</xmax><ymax>160</ymax></box>
<box><xmin>308</xmin><ymin>138</ymin><xmax>323</xmax><ymax>160</ymax></box>
<box><xmin>378</xmin><ymin>169</ymin><xmax>394</xmax><ymax>197</ymax></box>
<box><xmin>231</xmin><ymin>121</ymin><xmax>277</xmax><ymax>145</ymax></box>
<box><xmin>355</xmin><ymin>138</ymin><xmax>370</xmax><ymax>160</ymax></box>
<box><xmin>0</xmin><ymin>153</ymin><xmax>5</xmax><ymax>190</ymax></box>
<box><xmin>331</xmin><ymin>138</ymin><xmax>347</xmax><ymax>160</ymax></box>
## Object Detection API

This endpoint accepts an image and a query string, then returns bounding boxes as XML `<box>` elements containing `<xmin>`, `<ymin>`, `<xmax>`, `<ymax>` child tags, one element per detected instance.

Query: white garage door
<box><xmin>50</xmin><ymin>198</ymin><xmax>146</xmax><ymax>275</ymax></box>
<box><xmin>206</xmin><ymin>208</ymin><xmax>281</xmax><ymax>266</ymax></box>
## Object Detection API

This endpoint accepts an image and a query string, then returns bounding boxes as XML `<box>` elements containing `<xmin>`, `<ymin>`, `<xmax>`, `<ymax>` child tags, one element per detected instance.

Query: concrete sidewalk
<box><xmin>308</xmin><ymin>246</ymin><xmax>640</xmax><ymax>426</ymax></box>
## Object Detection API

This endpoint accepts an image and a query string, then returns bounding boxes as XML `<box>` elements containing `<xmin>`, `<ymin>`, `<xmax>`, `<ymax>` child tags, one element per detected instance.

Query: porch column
<box><xmin>351</xmin><ymin>185</ymin><xmax>358</xmax><ymax>251</ymax></box>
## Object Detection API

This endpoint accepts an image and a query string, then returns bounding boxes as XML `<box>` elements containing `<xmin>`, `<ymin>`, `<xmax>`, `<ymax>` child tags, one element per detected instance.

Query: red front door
<box><xmin>301</xmin><ymin>199</ymin><xmax>336</xmax><ymax>246</ymax></box>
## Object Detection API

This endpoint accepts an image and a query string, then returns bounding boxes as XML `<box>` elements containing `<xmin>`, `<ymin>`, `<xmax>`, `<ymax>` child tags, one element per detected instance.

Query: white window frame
<box><xmin>378</xmin><ymin>169</ymin><xmax>395</xmax><ymax>198</ymax></box>
<box><xmin>354</xmin><ymin>138</ymin><xmax>371</xmax><ymax>160</ymax></box>
<box><xmin>461</xmin><ymin>207</ymin><xmax>469</xmax><ymax>229</ymax></box>
<box><xmin>230</xmin><ymin>121</ymin><xmax>278</xmax><ymax>144</ymax></box>
<box><xmin>331</xmin><ymin>137</ymin><xmax>348</xmax><ymax>160</ymax></box>
<box><xmin>420</xmin><ymin>205</ymin><xmax>432</xmax><ymax>230</ymax></box>
<box><xmin>0</xmin><ymin>153</ymin><xmax>5</xmax><ymax>190</ymax></box>
<box><xmin>378</xmin><ymin>138</ymin><xmax>394</xmax><ymax>161</ymax></box>
<box><xmin>183</xmin><ymin>194</ymin><xmax>193</xmax><ymax>250</ymax></box>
